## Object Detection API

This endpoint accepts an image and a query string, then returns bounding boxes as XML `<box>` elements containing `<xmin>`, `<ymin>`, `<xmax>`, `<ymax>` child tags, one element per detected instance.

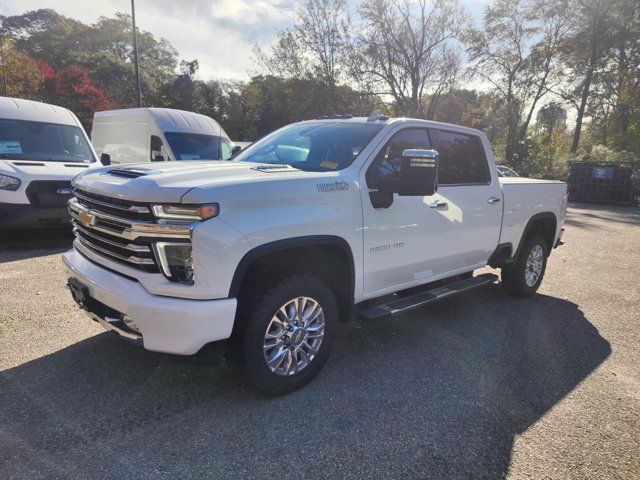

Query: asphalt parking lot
<box><xmin>1</xmin><ymin>204</ymin><xmax>639</xmax><ymax>480</ymax></box>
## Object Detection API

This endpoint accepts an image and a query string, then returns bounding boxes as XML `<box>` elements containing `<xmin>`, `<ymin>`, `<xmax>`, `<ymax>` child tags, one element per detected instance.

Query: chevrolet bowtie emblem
<box><xmin>78</xmin><ymin>209</ymin><xmax>96</xmax><ymax>228</ymax></box>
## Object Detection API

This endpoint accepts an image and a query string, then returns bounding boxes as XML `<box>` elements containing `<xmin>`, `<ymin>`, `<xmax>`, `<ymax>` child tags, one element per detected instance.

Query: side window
<box><xmin>150</xmin><ymin>135</ymin><xmax>168</xmax><ymax>161</ymax></box>
<box><xmin>430</xmin><ymin>130</ymin><xmax>489</xmax><ymax>185</ymax></box>
<box><xmin>220</xmin><ymin>140</ymin><xmax>232</xmax><ymax>160</ymax></box>
<box><xmin>366</xmin><ymin>128</ymin><xmax>430</xmax><ymax>188</ymax></box>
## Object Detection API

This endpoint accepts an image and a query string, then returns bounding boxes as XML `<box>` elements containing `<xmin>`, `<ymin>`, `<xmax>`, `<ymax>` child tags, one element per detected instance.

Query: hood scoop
<box><xmin>11</xmin><ymin>161</ymin><xmax>46</xmax><ymax>166</ymax></box>
<box><xmin>105</xmin><ymin>167</ymin><xmax>159</xmax><ymax>179</ymax></box>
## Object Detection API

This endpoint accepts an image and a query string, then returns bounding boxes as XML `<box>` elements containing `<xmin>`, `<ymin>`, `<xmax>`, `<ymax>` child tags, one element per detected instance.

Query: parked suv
<box><xmin>63</xmin><ymin>113</ymin><xmax>567</xmax><ymax>395</ymax></box>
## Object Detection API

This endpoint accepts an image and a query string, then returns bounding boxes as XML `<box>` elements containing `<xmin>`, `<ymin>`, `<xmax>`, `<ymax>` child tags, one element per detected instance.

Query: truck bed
<box><xmin>498</xmin><ymin>177</ymin><xmax>567</xmax><ymax>250</ymax></box>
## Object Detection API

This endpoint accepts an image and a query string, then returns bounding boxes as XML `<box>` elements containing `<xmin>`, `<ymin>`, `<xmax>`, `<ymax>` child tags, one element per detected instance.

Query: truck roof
<box><xmin>0</xmin><ymin>97</ymin><xmax>81</xmax><ymax>126</ymax></box>
<box><xmin>93</xmin><ymin>107</ymin><xmax>227</xmax><ymax>138</ymax></box>
<box><xmin>304</xmin><ymin>114</ymin><xmax>486</xmax><ymax>137</ymax></box>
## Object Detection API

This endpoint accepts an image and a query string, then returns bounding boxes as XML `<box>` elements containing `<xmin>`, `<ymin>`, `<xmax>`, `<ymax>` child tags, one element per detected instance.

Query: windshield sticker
<box><xmin>320</xmin><ymin>161</ymin><xmax>339</xmax><ymax>169</ymax></box>
<box><xmin>317</xmin><ymin>180</ymin><xmax>349</xmax><ymax>192</ymax></box>
<box><xmin>179</xmin><ymin>154</ymin><xmax>200</xmax><ymax>160</ymax></box>
<box><xmin>0</xmin><ymin>141</ymin><xmax>22</xmax><ymax>154</ymax></box>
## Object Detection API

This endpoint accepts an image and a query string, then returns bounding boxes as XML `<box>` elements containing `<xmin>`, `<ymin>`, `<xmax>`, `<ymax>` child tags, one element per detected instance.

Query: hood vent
<box><xmin>11</xmin><ymin>161</ymin><xmax>46</xmax><ymax>166</ymax></box>
<box><xmin>106</xmin><ymin>168</ymin><xmax>156</xmax><ymax>179</ymax></box>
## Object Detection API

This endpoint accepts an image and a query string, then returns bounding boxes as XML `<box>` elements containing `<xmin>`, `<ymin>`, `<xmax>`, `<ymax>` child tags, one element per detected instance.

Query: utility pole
<box><xmin>131</xmin><ymin>0</ymin><xmax>142</xmax><ymax>107</ymax></box>
<box><xmin>0</xmin><ymin>36</ymin><xmax>8</xmax><ymax>97</ymax></box>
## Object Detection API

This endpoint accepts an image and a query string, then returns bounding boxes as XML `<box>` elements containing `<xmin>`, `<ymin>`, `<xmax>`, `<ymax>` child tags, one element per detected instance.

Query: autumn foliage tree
<box><xmin>0</xmin><ymin>39</ymin><xmax>44</xmax><ymax>97</ymax></box>
<box><xmin>52</xmin><ymin>66</ymin><xmax>113</xmax><ymax>127</ymax></box>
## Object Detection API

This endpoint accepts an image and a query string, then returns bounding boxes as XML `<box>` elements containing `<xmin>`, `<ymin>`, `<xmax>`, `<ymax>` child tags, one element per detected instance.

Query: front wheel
<box><xmin>501</xmin><ymin>234</ymin><xmax>548</xmax><ymax>297</ymax></box>
<box><xmin>229</xmin><ymin>274</ymin><xmax>338</xmax><ymax>396</ymax></box>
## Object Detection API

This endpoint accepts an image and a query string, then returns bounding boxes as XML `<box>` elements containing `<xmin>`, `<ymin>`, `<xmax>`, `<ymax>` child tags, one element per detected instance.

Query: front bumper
<box><xmin>0</xmin><ymin>203</ymin><xmax>71</xmax><ymax>228</ymax></box>
<box><xmin>63</xmin><ymin>248</ymin><xmax>237</xmax><ymax>355</ymax></box>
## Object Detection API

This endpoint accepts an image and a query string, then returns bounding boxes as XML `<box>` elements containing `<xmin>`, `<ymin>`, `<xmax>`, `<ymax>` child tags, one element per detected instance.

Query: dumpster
<box><xmin>568</xmin><ymin>162</ymin><xmax>637</xmax><ymax>206</ymax></box>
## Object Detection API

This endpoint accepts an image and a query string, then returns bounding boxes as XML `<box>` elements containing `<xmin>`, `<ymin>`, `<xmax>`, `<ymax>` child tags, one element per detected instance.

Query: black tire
<box><xmin>229</xmin><ymin>273</ymin><xmax>338</xmax><ymax>396</ymax></box>
<box><xmin>501</xmin><ymin>234</ymin><xmax>548</xmax><ymax>297</ymax></box>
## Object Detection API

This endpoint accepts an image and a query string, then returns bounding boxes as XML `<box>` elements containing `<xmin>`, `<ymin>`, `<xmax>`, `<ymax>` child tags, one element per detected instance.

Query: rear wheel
<box><xmin>501</xmin><ymin>234</ymin><xmax>548</xmax><ymax>297</ymax></box>
<box><xmin>229</xmin><ymin>274</ymin><xmax>338</xmax><ymax>396</ymax></box>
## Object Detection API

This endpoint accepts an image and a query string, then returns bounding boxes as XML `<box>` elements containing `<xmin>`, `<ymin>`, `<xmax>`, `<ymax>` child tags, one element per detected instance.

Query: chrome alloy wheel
<box><xmin>525</xmin><ymin>244</ymin><xmax>544</xmax><ymax>287</ymax></box>
<box><xmin>263</xmin><ymin>296</ymin><xmax>325</xmax><ymax>376</ymax></box>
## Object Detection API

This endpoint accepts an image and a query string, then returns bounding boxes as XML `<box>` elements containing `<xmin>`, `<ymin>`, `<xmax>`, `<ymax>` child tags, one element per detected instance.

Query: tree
<box><xmin>556</xmin><ymin>0</ymin><xmax>614</xmax><ymax>153</ymax></box>
<box><xmin>536</xmin><ymin>102</ymin><xmax>567</xmax><ymax>135</ymax></box>
<box><xmin>53</xmin><ymin>65</ymin><xmax>114</xmax><ymax>128</ymax></box>
<box><xmin>0</xmin><ymin>38</ymin><xmax>44</xmax><ymax>98</ymax></box>
<box><xmin>256</xmin><ymin>0</ymin><xmax>351</xmax><ymax>110</ymax></box>
<box><xmin>467</xmin><ymin>0</ymin><xmax>571</xmax><ymax>167</ymax></box>
<box><xmin>352</xmin><ymin>0</ymin><xmax>467</xmax><ymax>117</ymax></box>
<box><xmin>3</xmin><ymin>9</ymin><xmax>178</xmax><ymax>109</ymax></box>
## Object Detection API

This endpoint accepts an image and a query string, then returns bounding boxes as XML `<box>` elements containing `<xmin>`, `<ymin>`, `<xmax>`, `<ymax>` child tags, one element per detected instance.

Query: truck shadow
<box><xmin>0</xmin><ymin>228</ymin><xmax>73</xmax><ymax>262</ymax></box>
<box><xmin>0</xmin><ymin>288</ymin><xmax>610</xmax><ymax>479</ymax></box>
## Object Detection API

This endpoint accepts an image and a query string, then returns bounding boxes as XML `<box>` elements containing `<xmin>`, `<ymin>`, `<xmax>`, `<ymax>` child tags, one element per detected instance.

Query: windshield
<box><xmin>164</xmin><ymin>132</ymin><xmax>232</xmax><ymax>161</ymax></box>
<box><xmin>233</xmin><ymin>122</ymin><xmax>384</xmax><ymax>171</ymax></box>
<box><xmin>0</xmin><ymin>118</ymin><xmax>95</xmax><ymax>163</ymax></box>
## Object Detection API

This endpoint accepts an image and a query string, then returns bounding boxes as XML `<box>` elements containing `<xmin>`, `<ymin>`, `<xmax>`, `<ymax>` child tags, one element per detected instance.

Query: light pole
<box><xmin>0</xmin><ymin>36</ymin><xmax>8</xmax><ymax>97</ymax></box>
<box><xmin>131</xmin><ymin>0</ymin><xmax>142</xmax><ymax>107</ymax></box>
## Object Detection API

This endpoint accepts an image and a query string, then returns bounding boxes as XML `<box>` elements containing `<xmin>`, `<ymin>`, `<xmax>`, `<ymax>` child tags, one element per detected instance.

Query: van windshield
<box><xmin>164</xmin><ymin>132</ymin><xmax>232</xmax><ymax>161</ymax></box>
<box><xmin>0</xmin><ymin>119</ymin><xmax>95</xmax><ymax>163</ymax></box>
<box><xmin>233</xmin><ymin>122</ymin><xmax>384</xmax><ymax>171</ymax></box>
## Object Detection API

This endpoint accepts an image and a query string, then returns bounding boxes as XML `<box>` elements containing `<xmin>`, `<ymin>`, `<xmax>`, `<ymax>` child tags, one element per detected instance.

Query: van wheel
<box><xmin>229</xmin><ymin>274</ymin><xmax>338</xmax><ymax>396</ymax></box>
<box><xmin>501</xmin><ymin>234</ymin><xmax>548</xmax><ymax>297</ymax></box>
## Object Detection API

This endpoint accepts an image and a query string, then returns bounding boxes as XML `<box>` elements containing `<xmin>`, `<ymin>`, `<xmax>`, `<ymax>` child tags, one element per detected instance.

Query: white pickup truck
<box><xmin>63</xmin><ymin>114</ymin><xmax>567</xmax><ymax>395</ymax></box>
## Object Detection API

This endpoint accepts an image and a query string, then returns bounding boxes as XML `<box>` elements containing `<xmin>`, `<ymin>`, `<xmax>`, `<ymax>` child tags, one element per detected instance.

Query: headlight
<box><xmin>154</xmin><ymin>242</ymin><xmax>194</xmax><ymax>284</ymax></box>
<box><xmin>152</xmin><ymin>204</ymin><xmax>219</xmax><ymax>221</ymax></box>
<box><xmin>0</xmin><ymin>174</ymin><xmax>21</xmax><ymax>191</ymax></box>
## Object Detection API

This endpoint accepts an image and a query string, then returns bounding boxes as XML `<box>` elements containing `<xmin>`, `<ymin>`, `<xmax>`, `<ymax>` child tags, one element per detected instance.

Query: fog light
<box><xmin>154</xmin><ymin>242</ymin><xmax>194</xmax><ymax>283</ymax></box>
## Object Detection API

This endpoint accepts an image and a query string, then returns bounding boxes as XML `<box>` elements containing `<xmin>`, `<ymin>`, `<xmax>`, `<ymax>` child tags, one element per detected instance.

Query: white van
<box><xmin>91</xmin><ymin>108</ymin><xmax>235</xmax><ymax>165</ymax></box>
<box><xmin>0</xmin><ymin>97</ymin><xmax>98</xmax><ymax>229</ymax></box>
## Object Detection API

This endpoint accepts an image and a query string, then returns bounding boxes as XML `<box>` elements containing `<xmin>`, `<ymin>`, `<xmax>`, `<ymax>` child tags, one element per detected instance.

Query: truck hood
<box><xmin>71</xmin><ymin>161</ymin><xmax>310</xmax><ymax>203</ymax></box>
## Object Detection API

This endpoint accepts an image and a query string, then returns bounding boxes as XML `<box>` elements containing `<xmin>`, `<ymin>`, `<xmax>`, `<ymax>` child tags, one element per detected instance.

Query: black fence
<box><xmin>567</xmin><ymin>162</ymin><xmax>638</xmax><ymax>206</ymax></box>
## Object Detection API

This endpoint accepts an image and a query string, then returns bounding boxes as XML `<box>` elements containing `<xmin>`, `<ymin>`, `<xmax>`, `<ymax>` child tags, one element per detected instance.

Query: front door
<box><xmin>360</xmin><ymin>125</ymin><xmax>502</xmax><ymax>295</ymax></box>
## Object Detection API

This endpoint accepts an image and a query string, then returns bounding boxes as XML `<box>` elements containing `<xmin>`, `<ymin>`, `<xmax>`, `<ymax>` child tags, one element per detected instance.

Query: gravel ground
<box><xmin>1</xmin><ymin>204</ymin><xmax>638</xmax><ymax>480</ymax></box>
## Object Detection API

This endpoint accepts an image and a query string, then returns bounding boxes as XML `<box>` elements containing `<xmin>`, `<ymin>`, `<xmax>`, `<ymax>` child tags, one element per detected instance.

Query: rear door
<box><xmin>360</xmin><ymin>126</ymin><xmax>502</xmax><ymax>295</ymax></box>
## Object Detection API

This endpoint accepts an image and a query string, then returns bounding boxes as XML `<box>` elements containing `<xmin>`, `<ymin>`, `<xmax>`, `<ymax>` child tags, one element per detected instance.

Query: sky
<box><xmin>1</xmin><ymin>0</ymin><xmax>489</xmax><ymax>80</ymax></box>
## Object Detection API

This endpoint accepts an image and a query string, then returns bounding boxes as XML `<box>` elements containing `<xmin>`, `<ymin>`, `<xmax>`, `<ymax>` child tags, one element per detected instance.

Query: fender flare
<box><xmin>228</xmin><ymin>235</ymin><xmax>355</xmax><ymax>300</ymax></box>
<box><xmin>513</xmin><ymin>212</ymin><xmax>558</xmax><ymax>260</ymax></box>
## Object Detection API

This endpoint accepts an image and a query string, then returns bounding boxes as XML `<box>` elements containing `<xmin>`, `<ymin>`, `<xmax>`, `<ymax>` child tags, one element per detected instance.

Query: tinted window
<box><xmin>164</xmin><ymin>132</ymin><xmax>231</xmax><ymax>161</ymax></box>
<box><xmin>0</xmin><ymin>119</ymin><xmax>95</xmax><ymax>163</ymax></box>
<box><xmin>235</xmin><ymin>122</ymin><xmax>384</xmax><ymax>172</ymax></box>
<box><xmin>366</xmin><ymin>128</ymin><xmax>430</xmax><ymax>188</ymax></box>
<box><xmin>430</xmin><ymin>130</ymin><xmax>489</xmax><ymax>185</ymax></box>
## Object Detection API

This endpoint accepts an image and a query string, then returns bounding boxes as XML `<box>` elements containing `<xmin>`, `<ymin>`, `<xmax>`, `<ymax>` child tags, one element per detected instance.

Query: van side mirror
<box><xmin>153</xmin><ymin>155</ymin><xmax>165</xmax><ymax>162</ymax></box>
<box><xmin>100</xmin><ymin>153</ymin><xmax>111</xmax><ymax>166</ymax></box>
<box><xmin>231</xmin><ymin>145</ymin><xmax>242</xmax><ymax>155</ymax></box>
<box><xmin>378</xmin><ymin>149</ymin><xmax>439</xmax><ymax>196</ymax></box>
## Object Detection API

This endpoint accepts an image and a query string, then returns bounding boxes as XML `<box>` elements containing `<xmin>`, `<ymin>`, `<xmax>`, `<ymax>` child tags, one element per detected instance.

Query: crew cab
<box><xmin>63</xmin><ymin>113</ymin><xmax>567</xmax><ymax>395</ymax></box>
<box><xmin>0</xmin><ymin>97</ymin><xmax>98</xmax><ymax>228</ymax></box>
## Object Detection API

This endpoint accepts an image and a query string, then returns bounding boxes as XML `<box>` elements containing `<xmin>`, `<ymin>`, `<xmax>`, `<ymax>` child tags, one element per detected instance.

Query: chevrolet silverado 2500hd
<box><xmin>63</xmin><ymin>114</ymin><xmax>567</xmax><ymax>395</ymax></box>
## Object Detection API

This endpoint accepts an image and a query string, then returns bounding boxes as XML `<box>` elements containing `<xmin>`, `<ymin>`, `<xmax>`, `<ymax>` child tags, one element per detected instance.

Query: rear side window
<box><xmin>430</xmin><ymin>130</ymin><xmax>490</xmax><ymax>185</ymax></box>
<box><xmin>366</xmin><ymin>128</ymin><xmax>431</xmax><ymax>188</ymax></box>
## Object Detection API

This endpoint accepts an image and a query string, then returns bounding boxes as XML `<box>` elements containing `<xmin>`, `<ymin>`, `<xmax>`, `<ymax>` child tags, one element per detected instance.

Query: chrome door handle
<box><xmin>488</xmin><ymin>197</ymin><xmax>501</xmax><ymax>204</ymax></box>
<box><xmin>428</xmin><ymin>200</ymin><xmax>447</xmax><ymax>208</ymax></box>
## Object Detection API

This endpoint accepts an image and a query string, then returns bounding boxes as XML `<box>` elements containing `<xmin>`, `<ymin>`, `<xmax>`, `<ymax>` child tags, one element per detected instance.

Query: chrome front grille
<box><xmin>69</xmin><ymin>190</ymin><xmax>192</xmax><ymax>273</ymax></box>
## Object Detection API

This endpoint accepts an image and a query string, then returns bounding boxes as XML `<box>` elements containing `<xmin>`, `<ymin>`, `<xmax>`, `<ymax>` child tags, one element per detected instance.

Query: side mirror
<box><xmin>231</xmin><ymin>145</ymin><xmax>242</xmax><ymax>155</ymax></box>
<box><xmin>153</xmin><ymin>155</ymin><xmax>165</xmax><ymax>162</ymax></box>
<box><xmin>378</xmin><ymin>149</ymin><xmax>439</xmax><ymax>196</ymax></box>
<box><xmin>100</xmin><ymin>153</ymin><xmax>111</xmax><ymax>166</ymax></box>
